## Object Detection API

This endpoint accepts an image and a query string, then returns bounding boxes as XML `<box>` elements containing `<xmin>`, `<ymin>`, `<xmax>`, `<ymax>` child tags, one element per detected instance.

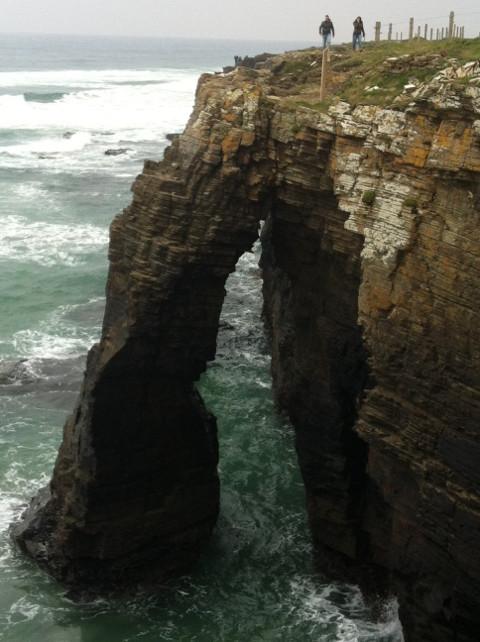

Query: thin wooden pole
<box><xmin>436</xmin><ymin>28</ymin><xmax>439</xmax><ymax>40</ymax></box>
<box><xmin>417</xmin><ymin>25</ymin><xmax>421</xmax><ymax>38</ymax></box>
<box><xmin>388</xmin><ymin>23</ymin><xmax>392</xmax><ymax>40</ymax></box>
<box><xmin>424</xmin><ymin>24</ymin><xmax>428</xmax><ymax>39</ymax></box>
<box><xmin>320</xmin><ymin>48</ymin><xmax>328</xmax><ymax>101</ymax></box>
<box><xmin>409</xmin><ymin>17</ymin><xmax>414</xmax><ymax>40</ymax></box>
<box><xmin>375</xmin><ymin>21</ymin><xmax>381</xmax><ymax>42</ymax></box>
<box><xmin>430</xmin><ymin>28</ymin><xmax>433</xmax><ymax>40</ymax></box>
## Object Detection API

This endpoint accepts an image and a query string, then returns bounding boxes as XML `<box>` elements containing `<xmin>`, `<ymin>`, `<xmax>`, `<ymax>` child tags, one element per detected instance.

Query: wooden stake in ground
<box><xmin>449</xmin><ymin>11</ymin><xmax>454</xmax><ymax>38</ymax></box>
<box><xmin>320</xmin><ymin>48</ymin><xmax>329</xmax><ymax>101</ymax></box>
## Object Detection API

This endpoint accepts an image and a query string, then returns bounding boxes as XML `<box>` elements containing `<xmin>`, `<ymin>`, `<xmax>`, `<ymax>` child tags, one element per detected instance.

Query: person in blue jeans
<box><xmin>353</xmin><ymin>16</ymin><xmax>365</xmax><ymax>50</ymax></box>
<box><xmin>319</xmin><ymin>15</ymin><xmax>335</xmax><ymax>48</ymax></box>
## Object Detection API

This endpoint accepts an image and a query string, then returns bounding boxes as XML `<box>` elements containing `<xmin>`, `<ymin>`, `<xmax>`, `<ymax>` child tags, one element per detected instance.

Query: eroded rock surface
<box><xmin>13</xmin><ymin>52</ymin><xmax>480</xmax><ymax>641</ymax></box>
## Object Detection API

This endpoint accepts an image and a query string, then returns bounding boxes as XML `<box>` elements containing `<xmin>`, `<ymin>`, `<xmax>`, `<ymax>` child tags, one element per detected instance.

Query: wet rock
<box><xmin>104</xmin><ymin>148</ymin><xmax>130</xmax><ymax>156</ymax></box>
<box><xmin>0</xmin><ymin>359</ymin><xmax>29</xmax><ymax>384</ymax></box>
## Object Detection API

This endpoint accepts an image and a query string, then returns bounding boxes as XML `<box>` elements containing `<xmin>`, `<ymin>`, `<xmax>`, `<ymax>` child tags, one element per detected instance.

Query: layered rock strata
<box><xmin>14</xmin><ymin>54</ymin><xmax>480</xmax><ymax>640</ymax></box>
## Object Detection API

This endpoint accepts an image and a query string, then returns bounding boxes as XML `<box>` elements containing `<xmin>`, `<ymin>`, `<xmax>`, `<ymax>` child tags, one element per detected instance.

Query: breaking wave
<box><xmin>0</xmin><ymin>214</ymin><xmax>108</xmax><ymax>266</ymax></box>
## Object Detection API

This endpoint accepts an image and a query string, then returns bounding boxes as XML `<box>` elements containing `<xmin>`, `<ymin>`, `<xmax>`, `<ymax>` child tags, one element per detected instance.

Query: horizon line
<box><xmin>0</xmin><ymin>31</ymin><xmax>319</xmax><ymax>44</ymax></box>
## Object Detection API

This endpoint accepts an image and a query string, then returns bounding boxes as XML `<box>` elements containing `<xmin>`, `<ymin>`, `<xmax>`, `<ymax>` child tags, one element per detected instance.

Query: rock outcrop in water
<box><xmin>14</xmin><ymin>48</ymin><xmax>480</xmax><ymax>640</ymax></box>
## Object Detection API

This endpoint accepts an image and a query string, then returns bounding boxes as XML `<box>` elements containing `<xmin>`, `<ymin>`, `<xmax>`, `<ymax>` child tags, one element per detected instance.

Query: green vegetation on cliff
<box><xmin>269</xmin><ymin>38</ymin><xmax>480</xmax><ymax>110</ymax></box>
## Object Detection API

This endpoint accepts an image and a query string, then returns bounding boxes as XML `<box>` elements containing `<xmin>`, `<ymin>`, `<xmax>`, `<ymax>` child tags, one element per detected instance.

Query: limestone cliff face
<box><xmin>14</xmin><ymin>53</ymin><xmax>480</xmax><ymax>640</ymax></box>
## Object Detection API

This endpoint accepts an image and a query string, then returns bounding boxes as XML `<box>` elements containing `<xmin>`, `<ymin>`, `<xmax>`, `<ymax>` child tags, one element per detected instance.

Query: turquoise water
<box><xmin>0</xmin><ymin>35</ymin><xmax>403</xmax><ymax>641</ymax></box>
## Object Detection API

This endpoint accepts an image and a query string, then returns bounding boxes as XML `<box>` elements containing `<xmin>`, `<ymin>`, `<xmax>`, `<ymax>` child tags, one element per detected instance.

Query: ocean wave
<box><xmin>0</xmin><ymin>74</ymin><xmax>196</xmax><ymax>172</ymax></box>
<box><xmin>0</xmin><ymin>299</ymin><xmax>103</xmax><ymax>388</ymax></box>
<box><xmin>0</xmin><ymin>496</ymin><xmax>22</xmax><ymax>532</ymax></box>
<box><xmin>23</xmin><ymin>91</ymin><xmax>66</xmax><ymax>103</ymax></box>
<box><xmin>16</xmin><ymin>85</ymin><xmax>190</xmax><ymax>131</ymax></box>
<box><xmin>289</xmin><ymin>578</ymin><xmax>404</xmax><ymax>641</ymax></box>
<box><xmin>0</xmin><ymin>67</ymin><xmax>198</xmax><ymax>89</ymax></box>
<box><xmin>0</xmin><ymin>70</ymin><xmax>197</xmax><ymax>135</ymax></box>
<box><xmin>14</xmin><ymin>298</ymin><xmax>103</xmax><ymax>360</ymax></box>
<box><xmin>12</xmin><ymin>331</ymin><xmax>93</xmax><ymax>362</ymax></box>
<box><xmin>4</xmin><ymin>131</ymin><xmax>92</xmax><ymax>156</ymax></box>
<box><xmin>0</xmin><ymin>214</ymin><xmax>108</xmax><ymax>266</ymax></box>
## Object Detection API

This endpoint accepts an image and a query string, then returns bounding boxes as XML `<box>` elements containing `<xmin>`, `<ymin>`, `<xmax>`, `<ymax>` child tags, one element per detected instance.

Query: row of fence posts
<box><xmin>320</xmin><ymin>10</ymin><xmax>471</xmax><ymax>101</ymax></box>
<box><xmin>374</xmin><ymin>11</ymin><xmax>465</xmax><ymax>42</ymax></box>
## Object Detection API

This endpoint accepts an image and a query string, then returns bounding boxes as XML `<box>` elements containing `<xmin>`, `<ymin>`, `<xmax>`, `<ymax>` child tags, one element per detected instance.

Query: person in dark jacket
<box><xmin>319</xmin><ymin>15</ymin><xmax>335</xmax><ymax>49</ymax></box>
<box><xmin>352</xmin><ymin>16</ymin><xmax>366</xmax><ymax>50</ymax></box>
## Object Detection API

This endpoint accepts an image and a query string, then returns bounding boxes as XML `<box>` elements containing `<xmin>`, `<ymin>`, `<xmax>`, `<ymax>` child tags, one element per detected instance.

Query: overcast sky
<box><xmin>2</xmin><ymin>1</ymin><xmax>479</xmax><ymax>43</ymax></box>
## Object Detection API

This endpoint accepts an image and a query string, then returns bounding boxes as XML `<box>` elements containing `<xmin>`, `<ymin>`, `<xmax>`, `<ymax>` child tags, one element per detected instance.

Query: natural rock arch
<box><xmin>13</xmin><ymin>70</ymin><xmax>366</xmax><ymax>587</ymax></box>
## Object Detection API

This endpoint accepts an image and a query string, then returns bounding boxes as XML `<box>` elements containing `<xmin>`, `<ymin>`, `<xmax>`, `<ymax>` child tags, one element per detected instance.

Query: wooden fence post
<box><xmin>430</xmin><ymin>28</ymin><xmax>433</xmax><ymax>40</ymax></box>
<box><xmin>375</xmin><ymin>22</ymin><xmax>381</xmax><ymax>42</ymax></box>
<box><xmin>409</xmin><ymin>18</ymin><xmax>414</xmax><ymax>40</ymax></box>
<box><xmin>436</xmin><ymin>28</ymin><xmax>439</xmax><ymax>40</ymax></box>
<box><xmin>320</xmin><ymin>48</ymin><xmax>328</xmax><ymax>101</ymax></box>
<box><xmin>449</xmin><ymin>11</ymin><xmax>454</xmax><ymax>38</ymax></box>
<box><xmin>424</xmin><ymin>24</ymin><xmax>428</xmax><ymax>39</ymax></box>
<box><xmin>441</xmin><ymin>27</ymin><xmax>445</xmax><ymax>39</ymax></box>
<box><xmin>417</xmin><ymin>25</ymin><xmax>421</xmax><ymax>38</ymax></box>
<box><xmin>388</xmin><ymin>23</ymin><xmax>392</xmax><ymax>40</ymax></box>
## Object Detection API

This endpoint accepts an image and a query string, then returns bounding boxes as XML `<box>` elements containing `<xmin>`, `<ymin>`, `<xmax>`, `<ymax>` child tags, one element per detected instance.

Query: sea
<box><xmin>0</xmin><ymin>33</ymin><xmax>404</xmax><ymax>642</ymax></box>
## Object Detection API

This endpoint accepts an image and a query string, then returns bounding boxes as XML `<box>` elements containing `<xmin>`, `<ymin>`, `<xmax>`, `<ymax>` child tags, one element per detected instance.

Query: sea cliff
<box><xmin>13</xmin><ymin>43</ymin><xmax>480</xmax><ymax>641</ymax></box>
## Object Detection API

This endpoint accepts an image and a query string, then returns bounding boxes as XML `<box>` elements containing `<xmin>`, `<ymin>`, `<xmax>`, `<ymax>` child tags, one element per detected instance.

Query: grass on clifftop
<box><xmin>336</xmin><ymin>38</ymin><xmax>480</xmax><ymax>106</ymax></box>
<box><xmin>275</xmin><ymin>37</ymin><xmax>480</xmax><ymax>110</ymax></box>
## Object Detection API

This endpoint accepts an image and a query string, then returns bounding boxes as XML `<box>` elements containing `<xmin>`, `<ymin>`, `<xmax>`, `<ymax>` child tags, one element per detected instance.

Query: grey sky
<box><xmin>2</xmin><ymin>1</ymin><xmax>479</xmax><ymax>43</ymax></box>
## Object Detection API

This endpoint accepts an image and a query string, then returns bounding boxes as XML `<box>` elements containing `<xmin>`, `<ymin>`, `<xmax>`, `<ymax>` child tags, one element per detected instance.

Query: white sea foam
<box><xmin>6</xmin><ymin>131</ymin><xmax>92</xmax><ymax>156</ymax></box>
<box><xmin>7</xmin><ymin>596</ymin><xmax>43</xmax><ymax>624</ymax></box>
<box><xmin>290</xmin><ymin>578</ymin><xmax>405</xmax><ymax>641</ymax></box>
<box><xmin>0</xmin><ymin>214</ymin><xmax>108</xmax><ymax>266</ymax></box>
<box><xmin>12</xmin><ymin>331</ymin><xmax>92</xmax><ymax>362</ymax></box>
<box><xmin>0</xmin><ymin>67</ymin><xmax>199</xmax><ymax>175</ymax></box>
<box><xmin>0</xmin><ymin>70</ymin><xmax>197</xmax><ymax>135</ymax></box>
<box><xmin>9</xmin><ymin>299</ymin><xmax>103</xmax><ymax>364</ymax></box>
<box><xmin>0</xmin><ymin>495</ymin><xmax>20</xmax><ymax>532</ymax></box>
<box><xmin>0</xmin><ymin>67</ymin><xmax>199</xmax><ymax>89</ymax></box>
<box><xmin>0</xmin><ymin>182</ymin><xmax>61</xmax><ymax>218</ymax></box>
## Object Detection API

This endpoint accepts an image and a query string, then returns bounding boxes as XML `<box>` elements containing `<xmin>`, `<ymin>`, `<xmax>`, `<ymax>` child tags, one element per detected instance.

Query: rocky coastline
<box><xmin>13</xmin><ymin>45</ymin><xmax>480</xmax><ymax>641</ymax></box>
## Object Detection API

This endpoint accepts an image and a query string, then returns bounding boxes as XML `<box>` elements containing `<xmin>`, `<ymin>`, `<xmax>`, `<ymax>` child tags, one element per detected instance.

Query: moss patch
<box><xmin>362</xmin><ymin>190</ymin><xmax>376</xmax><ymax>206</ymax></box>
<box><xmin>403</xmin><ymin>197</ymin><xmax>418</xmax><ymax>209</ymax></box>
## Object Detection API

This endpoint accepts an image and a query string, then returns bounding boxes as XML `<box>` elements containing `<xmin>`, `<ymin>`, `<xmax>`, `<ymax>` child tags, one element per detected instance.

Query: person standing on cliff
<box><xmin>352</xmin><ymin>16</ymin><xmax>365</xmax><ymax>50</ymax></box>
<box><xmin>319</xmin><ymin>15</ymin><xmax>335</xmax><ymax>48</ymax></box>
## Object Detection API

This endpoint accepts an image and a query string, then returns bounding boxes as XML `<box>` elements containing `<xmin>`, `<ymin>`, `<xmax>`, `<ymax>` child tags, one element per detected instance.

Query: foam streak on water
<box><xmin>0</xmin><ymin>35</ymin><xmax>403</xmax><ymax>642</ymax></box>
<box><xmin>0</xmin><ymin>214</ymin><xmax>108</xmax><ymax>266</ymax></box>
